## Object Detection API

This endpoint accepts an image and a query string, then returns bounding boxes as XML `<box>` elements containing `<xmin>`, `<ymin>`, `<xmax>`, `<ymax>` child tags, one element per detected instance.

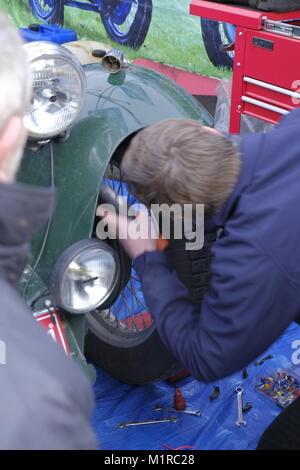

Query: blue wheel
<box><xmin>201</xmin><ymin>19</ymin><xmax>236</xmax><ymax>69</ymax></box>
<box><xmin>29</xmin><ymin>0</ymin><xmax>64</xmax><ymax>25</ymax></box>
<box><xmin>100</xmin><ymin>0</ymin><xmax>153</xmax><ymax>50</ymax></box>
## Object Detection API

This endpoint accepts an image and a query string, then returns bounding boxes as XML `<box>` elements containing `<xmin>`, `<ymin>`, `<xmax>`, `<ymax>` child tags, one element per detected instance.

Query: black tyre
<box><xmin>29</xmin><ymin>0</ymin><xmax>64</xmax><ymax>25</ymax></box>
<box><xmin>201</xmin><ymin>18</ymin><xmax>235</xmax><ymax>69</ymax></box>
<box><xmin>167</xmin><ymin>232</ymin><xmax>217</xmax><ymax>303</ymax></box>
<box><xmin>100</xmin><ymin>0</ymin><xmax>153</xmax><ymax>49</ymax></box>
<box><xmin>85</xmin><ymin>320</ymin><xmax>182</xmax><ymax>384</ymax></box>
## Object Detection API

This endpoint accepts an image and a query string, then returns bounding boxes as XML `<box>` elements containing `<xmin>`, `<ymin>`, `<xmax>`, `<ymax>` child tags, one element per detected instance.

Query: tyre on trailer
<box><xmin>29</xmin><ymin>0</ymin><xmax>64</xmax><ymax>25</ymax></box>
<box><xmin>100</xmin><ymin>0</ymin><xmax>153</xmax><ymax>49</ymax></box>
<box><xmin>200</xmin><ymin>18</ymin><xmax>236</xmax><ymax>69</ymax></box>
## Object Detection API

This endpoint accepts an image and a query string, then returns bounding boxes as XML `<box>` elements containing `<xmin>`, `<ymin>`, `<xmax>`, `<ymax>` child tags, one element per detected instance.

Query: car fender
<box><xmin>18</xmin><ymin>62</ymin><xmax>213</xmax><ymax>284</ymax></box>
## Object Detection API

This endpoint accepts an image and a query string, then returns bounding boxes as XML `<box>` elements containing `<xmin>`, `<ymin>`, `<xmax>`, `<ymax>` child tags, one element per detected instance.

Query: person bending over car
<box><xmin>101</xmin><ymin>114</ymin><xmax>300</xmax><ymax>450</ymax></box>
<box><xmin>0</xmin><ymin>11</ymin><xmax>97</xmax><ymax>450</ymax></box>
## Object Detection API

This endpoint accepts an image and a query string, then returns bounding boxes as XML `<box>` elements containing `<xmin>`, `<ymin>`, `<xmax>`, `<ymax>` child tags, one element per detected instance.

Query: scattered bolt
<box><xmin>243</xmin><ymin>402</ymin><xmax>252</xmax><ymax>413</ymax></box>
<box><xmin>255</xmin><ymin>354</ymin><xmax>273</xmax><ymax>366</ymax></box>
<box><xmin>209</xmin><ymin>386</ymin><xmax>220</xmax><ymax>402</ymax></box>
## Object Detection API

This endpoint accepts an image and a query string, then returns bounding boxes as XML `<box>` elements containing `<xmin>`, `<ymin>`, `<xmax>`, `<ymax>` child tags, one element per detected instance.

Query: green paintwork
<box><xmin>18</xmin><ymin>62</ymin><xmax>213</xmax><ymax>281</ymax></box>
<box><xmin>17</xmin><ymin>61</ymin><xmax>213</xmax><ymax>376</ymax></box>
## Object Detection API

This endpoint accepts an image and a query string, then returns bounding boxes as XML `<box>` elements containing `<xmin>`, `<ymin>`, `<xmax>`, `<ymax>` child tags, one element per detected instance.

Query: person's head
<box><xmin>0</xmin><ymin>10</ymin><xmax>31</xmax><ymax>183</ymax></box>
<box><xmin>121</xmin><ymin>119</ymin><xmax>241</xmax><ymax>218</ymax></box>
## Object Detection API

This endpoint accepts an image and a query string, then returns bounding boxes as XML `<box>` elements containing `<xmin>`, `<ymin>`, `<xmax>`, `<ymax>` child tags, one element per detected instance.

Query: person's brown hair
<box><xmin>121</xmin><ymin>119</ymin><xmax>241</xmax><ymax>218</ymax></box>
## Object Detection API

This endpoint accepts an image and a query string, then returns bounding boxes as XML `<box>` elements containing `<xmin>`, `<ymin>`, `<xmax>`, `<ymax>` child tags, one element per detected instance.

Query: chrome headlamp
<box><xmin>23</xmin><ymin>41</ymin><xmax>86</xmax><ymax>140</ymax></box>
<box><xmin>50</xmin><ymin>239</ymin><xmax>120</xmax><ymax>314</ymax></box>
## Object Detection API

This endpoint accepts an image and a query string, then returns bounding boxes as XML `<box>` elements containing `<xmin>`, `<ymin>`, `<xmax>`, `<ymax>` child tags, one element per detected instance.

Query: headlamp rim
<box><xmin>50</xmin><ymin>238</ymin><xmax>120</xmax><ymax>314</ymax></box>
<box><xmin>23</xmin><ymin>41</ymin><xmax>86</xmax><ymax>140</ymax></box>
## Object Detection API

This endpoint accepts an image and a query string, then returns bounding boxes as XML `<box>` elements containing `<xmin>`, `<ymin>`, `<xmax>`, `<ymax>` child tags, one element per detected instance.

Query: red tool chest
<box><xmin>190</xmin><ymin>1</ymin><xmax>300</xmax><ymax>133</ymax></box>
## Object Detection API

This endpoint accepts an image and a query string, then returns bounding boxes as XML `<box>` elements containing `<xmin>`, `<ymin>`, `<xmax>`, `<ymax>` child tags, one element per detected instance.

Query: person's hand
<box><xmin>96</xmin><ymin>206</ymin><xmax>158</xmax><ymax>260</ymax></box>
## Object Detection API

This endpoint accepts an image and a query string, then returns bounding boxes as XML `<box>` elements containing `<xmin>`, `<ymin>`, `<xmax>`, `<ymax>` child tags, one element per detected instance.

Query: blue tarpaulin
<box><xmin>93</xmin><ymin>180</ymin><xmax>300</xmax><ymax>450</ymax></box>
<box><xmin>92</xmin><ymin>322</ymin><xmax>300</xmax><ymax>450</ymax></box>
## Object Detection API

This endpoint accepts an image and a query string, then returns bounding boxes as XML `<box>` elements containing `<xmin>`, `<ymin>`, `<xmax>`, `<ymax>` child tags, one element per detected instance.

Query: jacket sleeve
<box><xmin>1</xmin><ymin>359</ymin><xmax>99</xmax><ymax>450</ymax></box>
<box><xmin>133</xmin><ymin>221</ymin><xmax>295</xmax><ymax>383</ymax></box>
<box><xmin>12</xmin><ymin>381</ymin><xmax>98</xmax><ymax>450</ymax></box>
<box><xmin>2</xmin><ymin>388</ymin><xmax>98</xmax><ymax>450</ymax></box>
<box><xmin>0</xmin><ymin>284</ymin><xmax>99</xmax><ymax>450</ymax></box>
<box><xmin>277</xmin><ymin>106</ymin><xmax>300</xmax><ymax>129</ymax></box>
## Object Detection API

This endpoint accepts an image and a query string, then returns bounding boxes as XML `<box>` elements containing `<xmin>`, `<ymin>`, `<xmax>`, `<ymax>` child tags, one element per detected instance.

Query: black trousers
<box><xmin>257</xmin><ymin>397</ymin><xmax>300</xmax><ymax>450</ymax></box>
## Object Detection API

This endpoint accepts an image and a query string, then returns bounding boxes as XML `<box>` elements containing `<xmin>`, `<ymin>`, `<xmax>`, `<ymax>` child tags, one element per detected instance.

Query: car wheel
<box><xmin>85</xmin><ymin>145</ymin><xmax>216</xmax><ymax>384</ymax></box>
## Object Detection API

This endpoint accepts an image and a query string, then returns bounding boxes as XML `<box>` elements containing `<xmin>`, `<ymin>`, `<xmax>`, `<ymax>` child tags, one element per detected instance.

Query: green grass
<box><xmin>0</xmin><ymin>0</ymin><xmax>231</xmax><ymax>79</ymax></box>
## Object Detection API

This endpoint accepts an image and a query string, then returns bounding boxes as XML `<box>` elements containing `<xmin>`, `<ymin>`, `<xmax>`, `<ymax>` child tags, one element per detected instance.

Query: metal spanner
<box><xmin>117</xmin><ymin>416</ymin><xmax>179</xmax><ymax>428</ymax></box>
<box><xmin>155</xmin><ymin>405</ymin><xmax>202</xmax><ymax>416</ymax></box>
<box><xmin>235</xmin><ymin>386</ymin><xmax>247</xmax><ymax>427</ymax></box>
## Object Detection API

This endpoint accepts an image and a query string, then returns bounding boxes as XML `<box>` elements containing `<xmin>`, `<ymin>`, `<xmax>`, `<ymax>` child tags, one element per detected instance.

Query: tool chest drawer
<box><xmin>232</xmin><ymin>27</ymin><xmax>300</xmax><ymax>125</ymax></box>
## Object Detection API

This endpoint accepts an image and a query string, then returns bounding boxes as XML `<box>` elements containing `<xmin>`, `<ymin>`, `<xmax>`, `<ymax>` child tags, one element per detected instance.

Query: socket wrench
<box><xmin>235</xmin><ymin>386</ymin><xmax>247</xmax><ymax>427</ymax></box>
<box><xmin>117</xmin><ymin>416</ymin><xmax>179</xmax><ymax>428</ymax></box>
<box><xmin>155</xmin><ymin>405</ymin><xmax>202</xmax><ymax>416</ymax></box>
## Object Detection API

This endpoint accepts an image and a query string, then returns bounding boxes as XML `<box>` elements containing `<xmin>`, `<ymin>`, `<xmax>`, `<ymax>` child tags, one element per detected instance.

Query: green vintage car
<box><xmin>18</xmin><ymin>41</ymin><xmax>214</xmax><ymax>384</ymax></box>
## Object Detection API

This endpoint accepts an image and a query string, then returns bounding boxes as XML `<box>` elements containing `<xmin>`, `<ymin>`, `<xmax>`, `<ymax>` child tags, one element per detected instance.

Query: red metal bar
<box><xmin>133</xmin><ymin>59</ymin><xmax>220</xmax><ymax>96</ymax></box>
<box><xmin>190</xmin><ymin>0</ymin><xmax>263</xmax><ymax>29</ymax></box>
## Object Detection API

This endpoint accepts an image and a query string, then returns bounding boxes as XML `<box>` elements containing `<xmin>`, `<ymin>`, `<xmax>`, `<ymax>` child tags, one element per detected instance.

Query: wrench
<box><xmin>117</xmin><ymin>416</ymin><xmax>179</xmax><ymax>428</ymax></box>
<box><xmin>235</xmin><ymin>386</ymin><xmax>247</xmax><ymax>427</ymax></box>
<box><xmin>155</xmin><ymin>405</ymin><xmax>202</xmax><ymax>416</ymax></box>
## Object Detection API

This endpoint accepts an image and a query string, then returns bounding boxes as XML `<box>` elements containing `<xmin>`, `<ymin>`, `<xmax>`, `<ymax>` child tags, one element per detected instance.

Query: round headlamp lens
<box><xmin>24</xmin><ymin>42</ymin><xmax>86</xmax><ymax>139</ymax></box>
<box><xmin>51</xmin><ymin>240</ymin><xmax>119</xmax><ymax>314</ymax></box>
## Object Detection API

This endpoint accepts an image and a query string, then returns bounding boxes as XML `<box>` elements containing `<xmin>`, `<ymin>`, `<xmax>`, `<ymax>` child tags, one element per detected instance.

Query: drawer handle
<box><xmin>241</xmin><ymin>96</ymin><xmax>290</xmax><ymax>115</ymax></box>
<box><xmin>244</xmin><ymin>77</ymin><xmax>300</xmax><ymax>100</ymax></box>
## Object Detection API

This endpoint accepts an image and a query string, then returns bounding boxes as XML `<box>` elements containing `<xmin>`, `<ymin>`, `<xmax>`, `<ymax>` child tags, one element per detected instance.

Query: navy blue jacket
<box><xmin>134</xmin><ymin>108</ymin><xmax>300</xmax><ymax>383</ymax></box>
